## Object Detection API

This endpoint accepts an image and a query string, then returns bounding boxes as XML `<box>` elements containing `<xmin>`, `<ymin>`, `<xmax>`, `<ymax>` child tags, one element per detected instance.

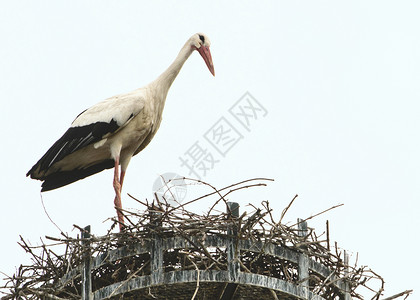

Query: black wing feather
<box><xmin>27</xmin><ymin>119</ymin><xmax>119</xmax><ymax>179</ymax></box>
<box><xmin>41</xmin><ymin>159</ymin><xmax>114</xmax><ymax>191</ymax></box>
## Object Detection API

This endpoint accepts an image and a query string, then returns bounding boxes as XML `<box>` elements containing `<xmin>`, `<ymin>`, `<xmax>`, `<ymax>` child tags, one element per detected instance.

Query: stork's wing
<box><xmin>27</xmin><ymin>90</ymin><xmax>145</xmax><ymax>180</ymax></box>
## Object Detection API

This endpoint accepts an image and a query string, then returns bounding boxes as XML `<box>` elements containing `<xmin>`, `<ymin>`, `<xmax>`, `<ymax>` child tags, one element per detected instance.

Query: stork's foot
<box><xmin>113</xmin><ymin>179</ymin><xmax>125</xmax><ymax>232</ymax></box>
<box><xmin>114</xmin><ymin>194</ymin><xmax>126</xmax><ymax>232</ymax></box>
<box><xmin>112</xmin><ymin>157</ymin><xmax>126</xmax><ymax>232</ymax></box>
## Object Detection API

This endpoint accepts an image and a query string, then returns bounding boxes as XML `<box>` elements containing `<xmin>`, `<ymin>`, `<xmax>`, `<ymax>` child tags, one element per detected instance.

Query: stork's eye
<box><xmin>199</xmin><ymin>34</ymin><xmax>205</xmax><ymax>44</ymax></box>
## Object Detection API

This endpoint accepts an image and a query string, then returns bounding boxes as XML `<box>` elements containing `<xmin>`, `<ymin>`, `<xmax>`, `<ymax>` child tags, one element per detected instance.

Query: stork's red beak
<box><xmin>197</xmin><ymin>46</ymin><xmax>215</xmax><ymax>76</ymax></box>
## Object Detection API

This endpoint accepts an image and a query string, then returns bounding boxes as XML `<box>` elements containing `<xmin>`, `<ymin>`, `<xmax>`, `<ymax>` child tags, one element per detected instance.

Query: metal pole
<box><xmin>344</xmin><ymin>250</ymin><xmax>352</xmax><ymax>300</ymax></box>
<box><xmin>81</xmin><ymin>225</ymin><xmax>92</xmax><ymax>300</ymax></box>
<box><xmin>220</xmin><ymin>202</ymin><xmax>240</xmax><ymax>300</ymax></box>
<box><xmin>150</xmin><ymin>209</ymin><xmax>163</xmax><ymax>286</ymax></box>
<box><xmin>297</xmin><ymin>218</ymin><xmax>309</xmax><ymax>299</ymax></box>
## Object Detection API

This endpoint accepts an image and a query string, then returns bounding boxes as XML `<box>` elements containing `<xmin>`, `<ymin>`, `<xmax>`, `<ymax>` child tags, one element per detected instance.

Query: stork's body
<box><xmin>27</xmin><ymin>33</ymin><xmax>215</xmax><ymax>231</ymax></box>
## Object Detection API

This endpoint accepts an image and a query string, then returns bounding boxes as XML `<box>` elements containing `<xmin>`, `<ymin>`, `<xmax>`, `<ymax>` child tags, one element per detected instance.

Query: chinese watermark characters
<box><xmin>179</xmin><ymin>91</ymin><xmax>267</xmax><ymax>179</ymax></box>
<box><xmin>152</xmin><ymin>92</ymin><xmax>267</xmax><ymax>204</ymax></box>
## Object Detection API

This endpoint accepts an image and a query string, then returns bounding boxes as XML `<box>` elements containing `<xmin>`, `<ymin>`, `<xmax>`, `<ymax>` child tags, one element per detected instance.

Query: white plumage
<box><xmin>27</xmin><ymin>33</ymin><xmax>215</xmax><ymax>231</ymax></box>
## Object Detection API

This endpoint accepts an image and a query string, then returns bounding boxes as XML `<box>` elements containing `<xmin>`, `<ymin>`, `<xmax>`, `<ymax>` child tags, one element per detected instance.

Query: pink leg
<box><xmin>113</xmin><ymin>157</ymin><xmax>125</xmax><ymax>231</ymax></box>
<box><xmin>120</xmin><ymin>170</ymin><xmax>126</xmax><ymax>189</ymax></box>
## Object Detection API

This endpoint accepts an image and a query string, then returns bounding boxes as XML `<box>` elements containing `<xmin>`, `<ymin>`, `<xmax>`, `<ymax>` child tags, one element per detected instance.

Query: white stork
<box><xmin>27</xmin><ymin>33</ymin><xmax>215</xmax><ymax>231</ymax></box>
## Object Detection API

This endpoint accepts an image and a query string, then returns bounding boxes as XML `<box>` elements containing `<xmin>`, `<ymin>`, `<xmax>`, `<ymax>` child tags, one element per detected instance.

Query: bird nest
<box><xmin>0</xmin><ymin>178</ymin><xmax>412</xmax><ymax>300</ymax></box>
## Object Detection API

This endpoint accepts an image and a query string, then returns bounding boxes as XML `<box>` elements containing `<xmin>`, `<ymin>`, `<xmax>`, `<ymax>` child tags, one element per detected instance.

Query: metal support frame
<box><xmin>81</xmin><ymin>225</ymin><xmax>92</xmax><ymax>300</ymax></box>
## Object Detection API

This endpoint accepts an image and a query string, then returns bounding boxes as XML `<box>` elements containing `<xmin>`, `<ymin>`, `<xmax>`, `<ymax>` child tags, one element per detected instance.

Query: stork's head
<box><xmin>191</xmin><ymin>33</ymin><xmax>215</xmax><ymax>76</ymax></box>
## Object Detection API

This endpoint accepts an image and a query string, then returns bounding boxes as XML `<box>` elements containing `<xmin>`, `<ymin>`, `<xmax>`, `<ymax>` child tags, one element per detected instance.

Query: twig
<box><xmin>291</xmin><ymin>203</ymin><xmax>344</xmax><ymax>227</ymax></box>
<box><xmin>382</xmin><ymin>290</ymin><xmax>413</xmax><ymax>300</ymax></box>
<box><xmin>40</xmin><ymin>193</ymin><xmax>66</xmax><ymax>237</ymax></box>
<box><xmin>180</xmin><ymin>251</ymin><xmax>200</xmax><ymax>300</ymax></box>
<box><xmin>279</xmin><ymin>194</ymin><xmax>298</xmax><ymax>223</ymax></box>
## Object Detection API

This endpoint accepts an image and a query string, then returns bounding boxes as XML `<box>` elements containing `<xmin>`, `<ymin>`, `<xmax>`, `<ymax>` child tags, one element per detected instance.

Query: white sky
<box><xmin>1</xmin><ymin>1</ymin><xmax>419</xmax><ymax>298</ymax></box>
